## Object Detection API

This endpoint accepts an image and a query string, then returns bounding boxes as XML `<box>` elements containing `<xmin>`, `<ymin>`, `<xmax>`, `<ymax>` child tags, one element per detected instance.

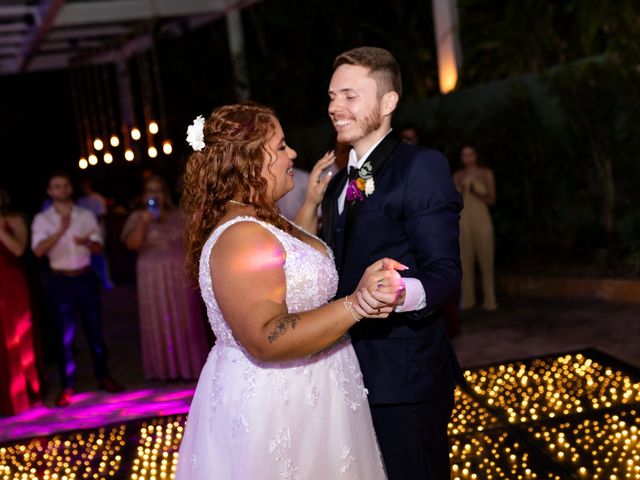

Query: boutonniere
<box><xmin>346</xmin><ymin>160</ymin><xmax>375</xmax><ymax>203</ymax></box>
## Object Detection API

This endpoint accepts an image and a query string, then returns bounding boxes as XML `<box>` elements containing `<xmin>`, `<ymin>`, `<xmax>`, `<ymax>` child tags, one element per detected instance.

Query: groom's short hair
<box><xmin>333</xmin><ymin>47</ymin><xmax>402</xmax><ymax>100</ymax></box>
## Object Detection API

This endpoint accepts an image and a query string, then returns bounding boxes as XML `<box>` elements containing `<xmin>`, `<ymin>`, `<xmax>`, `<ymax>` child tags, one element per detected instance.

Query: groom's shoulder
<box><xmin>392</xmin><ymin>143</ymin><xmax>452</xmax><ymax>175</ymax></box>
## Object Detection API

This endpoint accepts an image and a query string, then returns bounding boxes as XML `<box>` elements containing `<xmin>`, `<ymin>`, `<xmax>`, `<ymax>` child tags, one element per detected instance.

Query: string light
<box><xmin>148</xmin><ymin>146</ymin><xmax>158</xmax><ymax>158</ymax></box>
<box><xmin>162</xmin><ymin>140</ymin><xmax>172</xmax><ymax>155</ymax></box>
<box><xmin>125</xmin><ymin>149</ymin><xmax>135</xmax><ymax>161</ymax></box>
<box><xmin>104</xmin><ymin>152</ymin><xmax>113</xmax><ymax>164</ymax></box>
<box><xmin>110</xmin><ymin>135</ymin><xmax>120</xmax><ymax>147</ymax></box>
<box><xmin>131</xmin><ymin>128</ymin><xmax>142</xmax><ymax>141</ymax></box>
<box><xmin>93</xmin><ymin>138</ymin><xmax>104</xmax><ymax>151</ymax></box>
<box><xmin>148</xmin><ymin>121</ymin><xmax>159</xmax><ymax>135</ymax></box>
<box><xmin>88</xmin><ymin>154</ymin><xmax>98</xmax><ymax>166</ymax></box>
<box><xmin>79</xmin><ymin>158</ymin><xmax>88</xmax><ymax>169</ymax></box>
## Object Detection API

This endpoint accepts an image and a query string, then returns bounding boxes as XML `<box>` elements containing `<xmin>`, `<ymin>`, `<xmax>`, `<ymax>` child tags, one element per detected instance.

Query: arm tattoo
<box><xmin>267</xmin><ymin>314</ymin><xmax>300</xmax><ymax>344</ymax></box>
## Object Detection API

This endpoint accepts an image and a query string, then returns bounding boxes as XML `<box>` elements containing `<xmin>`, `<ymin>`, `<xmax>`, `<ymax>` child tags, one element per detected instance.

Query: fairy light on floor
<box><xmin>465</xmin><ymin>353</ymin><xmax>640</xmax><ymax>424</ymax></box>
<box><xmin>529</xmin><ymin>409</ymin><xmax>640</xmax><ymax>479</ymax></box>
<box><xmin>449</xmin><ymin>388</ymin><xmax>500</xmax><ymax>436</ymax></box>
<box><xmin>449</xmin><ymin>430</ymin><xmax>564</xmax><ymax>479</ymax></box>
<box><xmin>0</xmin><ymin>352</ymin><xmax>638</xmax><ymax>479</ymax></box>
<box><xmin>0</xmin><ymin>425</ymin><xmax>126</xmax><ymax>479</ymax></box>
<box><xmin>129</xmin><ymin>416</ymin><xmax>185</xmax><ymax>480</ymax></box>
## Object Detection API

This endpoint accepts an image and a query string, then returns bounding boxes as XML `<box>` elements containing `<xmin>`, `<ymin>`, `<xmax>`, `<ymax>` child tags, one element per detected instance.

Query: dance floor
<box><xmin>1</xmin><ymin>349</ymin><xmax>639</xmax><ymax>479</ymax></box>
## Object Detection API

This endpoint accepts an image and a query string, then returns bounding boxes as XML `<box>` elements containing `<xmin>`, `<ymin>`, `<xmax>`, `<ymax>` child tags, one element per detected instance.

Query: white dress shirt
<box><xmin>337</xmin><ymin>130</ymin><xmax>426</xmax><ymax>313</ymax></box>
<box><xmin>31</xmin><ymin>205</ymin><xmax>103</xmax><ymax>271</ymax></box>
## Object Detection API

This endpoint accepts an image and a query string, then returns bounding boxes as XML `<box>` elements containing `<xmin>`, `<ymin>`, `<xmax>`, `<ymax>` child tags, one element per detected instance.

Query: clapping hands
<box><xmin>352</xmin><ymin>258</ymin><xmax>408</xmax><ymax>319</ymax></box>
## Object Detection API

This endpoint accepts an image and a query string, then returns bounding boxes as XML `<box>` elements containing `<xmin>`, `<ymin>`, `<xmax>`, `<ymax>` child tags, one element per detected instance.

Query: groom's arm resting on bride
<box><xmin>210</xmin><ymin>221</ymin><xmax>403</xmax><ymax>362</ymax></box>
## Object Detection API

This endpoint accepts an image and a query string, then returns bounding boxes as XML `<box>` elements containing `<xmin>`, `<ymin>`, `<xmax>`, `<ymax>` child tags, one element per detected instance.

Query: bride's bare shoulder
<box><xmin>211</xmin><ymin>218</ymin><xmax>285</xmax><ymax>269</ymax></box>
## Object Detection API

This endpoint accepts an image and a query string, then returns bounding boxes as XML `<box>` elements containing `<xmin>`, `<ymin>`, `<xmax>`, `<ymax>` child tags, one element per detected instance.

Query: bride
<box><xmin>175</xmin><ymin>103</ymin><xmax>405</xmax><ymax>479</ymax></box>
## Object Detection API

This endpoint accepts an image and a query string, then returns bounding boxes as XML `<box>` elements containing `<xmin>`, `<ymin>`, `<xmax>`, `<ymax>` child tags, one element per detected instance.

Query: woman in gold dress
<box><xmin>453</xmin><ymin>145</ymin><xmax>497</xmax><ymax>311</ymax></box>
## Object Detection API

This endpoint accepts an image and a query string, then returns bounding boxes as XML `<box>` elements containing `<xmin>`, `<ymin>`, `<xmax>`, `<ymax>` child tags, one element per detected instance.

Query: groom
<box><xmin>321</xmin><ymin>47</ymin><xmax>464</xmax><ymax>479</ymax></box>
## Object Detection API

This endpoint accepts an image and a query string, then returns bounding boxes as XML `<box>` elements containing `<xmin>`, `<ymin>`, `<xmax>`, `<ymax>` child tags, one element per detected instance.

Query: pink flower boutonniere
<box><xmin>346</xmin><ymin>161</ymin><xmax>375</xmax><ymax>203</ymax></box>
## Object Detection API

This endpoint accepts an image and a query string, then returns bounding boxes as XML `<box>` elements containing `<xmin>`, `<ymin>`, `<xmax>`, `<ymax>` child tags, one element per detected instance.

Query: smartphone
<box><xmin>146</xmin><ymin>197</ymin><xmax>160</xmax><ymax>220</ymax></box>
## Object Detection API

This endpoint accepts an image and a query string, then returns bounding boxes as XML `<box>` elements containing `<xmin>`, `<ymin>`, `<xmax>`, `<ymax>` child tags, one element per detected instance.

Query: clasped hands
<box><xmin>351</xmin><ymin>258</ymin><xmax>408</xmax><ymax>319</ymax></box>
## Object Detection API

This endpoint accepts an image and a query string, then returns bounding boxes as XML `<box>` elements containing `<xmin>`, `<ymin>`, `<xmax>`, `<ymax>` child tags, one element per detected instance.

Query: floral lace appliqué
<box><xmin>269</xmin><ymin>428</ymin><xmax>300</xmax><ymax>479</ymax></box>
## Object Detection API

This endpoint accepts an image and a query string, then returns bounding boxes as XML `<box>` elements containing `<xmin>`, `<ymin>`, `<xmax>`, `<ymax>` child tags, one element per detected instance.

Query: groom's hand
<box><xmin>353</xmin><ymin>258</ymin><xmax>407</xmax><ymax>318</ymax></box>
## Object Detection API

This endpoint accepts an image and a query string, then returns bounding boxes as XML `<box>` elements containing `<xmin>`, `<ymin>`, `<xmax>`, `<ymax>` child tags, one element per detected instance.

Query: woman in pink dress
<box><xmin>121</xmin><ymin>176</ymin><xmax>208</xmax><ymax>380</ymax></box>
<box><xmin>0</xmin><ymin>189</ymin><xmax>41</xmax><ymax>415</ymax></box>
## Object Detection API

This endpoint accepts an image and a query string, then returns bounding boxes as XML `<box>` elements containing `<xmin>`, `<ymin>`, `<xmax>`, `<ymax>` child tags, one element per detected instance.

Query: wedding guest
<box><xmin>453</xmin><ymin>144</ymin><xmax>497</xmax><ymax>310</ymax></box>
<box><xmin>32</xmin><ymin>172</ymin><xmax>123</xmax><ymax>407</ymax></box>
<box><xmin>278</xmin><ymin>152</ymin><xmax>337</xmax><ymax>221</ymax></box>
<box><xmin>276</xmin><ymin>166</ymin><xmax>310</xmax><ymax>220</ymax></box>
<box><xmin>0</xmin><ymin>188</ymin><xmax>41</xmax><ymax>415</ymax></box>
<box><xmin>77</xmin><ymin>178</ymin><xmax>114</xmax><ymax>289</ymax></box>
<box><xmin>121</xmin><ymin>175</ymin><xmax>208</xmax><ymax>380</ymax></box>
<box><xmin>399</xmin><ymin>123</ymin><xmax>420</xmax><ymax>145</ymax></box>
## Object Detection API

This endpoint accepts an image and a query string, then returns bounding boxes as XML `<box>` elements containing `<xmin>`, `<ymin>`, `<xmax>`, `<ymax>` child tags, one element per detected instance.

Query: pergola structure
<box><xmin>1</xmin><ymin>0</ymin><xmax>462</xmax><ymax>92</ymax></box>
<box><xmin>0</xmin><ymin>0</ymin><xmax>258</xmax><ymax>77</ymax></box>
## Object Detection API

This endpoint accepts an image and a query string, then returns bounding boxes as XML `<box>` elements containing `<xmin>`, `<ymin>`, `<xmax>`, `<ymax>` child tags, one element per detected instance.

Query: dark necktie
<box><xmin>348</xmin><ymin>165</ymin><xmax>360</xmax><ymax>181</ymax></box>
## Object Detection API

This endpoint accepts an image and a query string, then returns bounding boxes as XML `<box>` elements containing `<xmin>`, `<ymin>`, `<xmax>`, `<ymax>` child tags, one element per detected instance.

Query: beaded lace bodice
<box><xmin>198</xmin><ymin>216</ymin><xmax>338</xmax><ymax>348</ymax></box>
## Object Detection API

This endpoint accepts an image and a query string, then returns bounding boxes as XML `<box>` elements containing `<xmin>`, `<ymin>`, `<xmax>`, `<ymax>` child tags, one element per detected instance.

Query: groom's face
<box><xmin>328</xmin><ymin>64</ymin><xmax>383</xmax><ymax>147</ymax></box>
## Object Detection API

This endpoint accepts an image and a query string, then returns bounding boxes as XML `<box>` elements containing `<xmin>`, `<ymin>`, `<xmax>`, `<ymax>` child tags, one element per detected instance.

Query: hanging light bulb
<box><xmin>148</xmin><ymin>121</ymin><xmax>159</xmax><ymax>135</ymax></box>
<box><xmin>162</xmin><ymin>140</ymin><xmax>173</xmax><ymax>155</ymax></box>
<box><xmin>79</xmin><ymin>158</ymin><xmax>88</xmax><ymax>169</ymax></box>
<box><xmin>131</xmin><ymin>128</ymin><xmax>141</xmax><ymax>140</ymax></box>
<box><xmin>148</xmin><ymin>146</ymin><xmax>158</xmax><ymax>158</ymax></box>
<box><xmin>104</xmin><ymin>152</ymin><xmax>113</xmax><ymax>164</ymax></box>
<box><xmin>94</xmin><ymin>138</ymin><xmax>104</xmax><ymax>151</ymax></box>
<box><xmin>110</xmin><ymin>135</ymin><xmax>120</xmax><ymax>147</ymax></box>
<box><xmin>88</xmin><ymin>154</ymin><xmax>98</xmax><ymax>165</ymax></box>
<box><xmin>125</xmin><ymin>149</ymin><xmax>135</xmax><ymax>161</ymax></box>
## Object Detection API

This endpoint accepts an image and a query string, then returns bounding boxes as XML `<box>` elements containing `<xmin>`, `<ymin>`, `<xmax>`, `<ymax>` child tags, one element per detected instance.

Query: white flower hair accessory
<box><xmin>186</xmin><ymin>115</ymin><xmax>206</xmax><ymax>151</ymax></box>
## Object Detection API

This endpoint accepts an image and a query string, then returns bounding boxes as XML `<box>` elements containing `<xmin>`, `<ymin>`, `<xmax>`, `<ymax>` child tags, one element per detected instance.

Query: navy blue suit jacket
<box><xmin>321</xmin><ymin>133</ymin><xmax>464</xmax><ymax>404</ymax></box>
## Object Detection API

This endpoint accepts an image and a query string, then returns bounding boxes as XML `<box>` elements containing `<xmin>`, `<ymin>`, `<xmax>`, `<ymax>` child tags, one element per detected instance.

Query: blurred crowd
<box><xmin>0</xmin><ymin>169</ymin><xmax>212</xmax><ymax>414</ymax></box>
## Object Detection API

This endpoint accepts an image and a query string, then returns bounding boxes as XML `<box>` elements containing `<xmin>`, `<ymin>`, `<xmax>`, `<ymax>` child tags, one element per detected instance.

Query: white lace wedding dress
<box><xmin>175</xmin><ymin>217</ymin><xmax>386</xmax><ymax>479</ymax></box>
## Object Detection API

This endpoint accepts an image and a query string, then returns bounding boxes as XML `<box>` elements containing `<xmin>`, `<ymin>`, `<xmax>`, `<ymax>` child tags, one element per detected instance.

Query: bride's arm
<box><xmin>211</xmin><ymin>222</ymin><xmax>399</xmax><ymax>362</ymax></box>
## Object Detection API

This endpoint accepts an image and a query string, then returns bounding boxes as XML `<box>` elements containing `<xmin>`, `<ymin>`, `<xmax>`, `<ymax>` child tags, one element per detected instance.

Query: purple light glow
<box><xmin>0</xmin><ymin>385</ymin><xmax>195</xmax><ymax>444</ymax></box>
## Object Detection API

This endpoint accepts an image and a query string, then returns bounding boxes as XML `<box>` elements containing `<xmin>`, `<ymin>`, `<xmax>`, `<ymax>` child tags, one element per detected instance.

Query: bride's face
<box><xmin>261</xmin><ymin>117</ymin><xmax>298</xmax><ymax>202</ymax></box>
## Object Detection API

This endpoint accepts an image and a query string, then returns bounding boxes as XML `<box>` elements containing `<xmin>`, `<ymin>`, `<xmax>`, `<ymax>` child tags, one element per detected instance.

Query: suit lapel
<box><xmin>342</xmin><ymin>134</ymin><xmax>401</xmax><ymax>261</ymax></box>
<box><xmin>321</xmin><ymin>169</ymin><xmax>348</xmax><ymax>255</ymax></box>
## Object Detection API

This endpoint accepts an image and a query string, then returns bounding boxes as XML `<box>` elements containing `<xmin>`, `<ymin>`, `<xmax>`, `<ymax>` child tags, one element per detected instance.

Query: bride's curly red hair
<box><xmin>181</xmin><ymin>102</ymin><xmax>292</xmax><ymax>281</ymax></box>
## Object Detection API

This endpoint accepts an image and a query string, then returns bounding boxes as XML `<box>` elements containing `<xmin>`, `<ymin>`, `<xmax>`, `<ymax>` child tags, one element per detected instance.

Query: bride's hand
<box><xmin>304</xmin><ymin>150</ymin><xmax>336</xmax><ymax>207</ymax></box>
<box><xmin>352</xmin><ymin>258</ymin><xmax>408</xmax><ymax>318</ymax></box>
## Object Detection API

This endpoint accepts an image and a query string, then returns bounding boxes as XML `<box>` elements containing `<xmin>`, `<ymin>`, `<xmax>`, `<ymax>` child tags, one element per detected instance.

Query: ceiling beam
<box><xmin>0</xmin><ymin>34</ymin><xmax>25</xmax><ymax>45</ymax></box>
<box><xmin>47</xmin><ymin>26</ymin><xmax>130</xmax><ymax>41</ymax></box>
<box><xmin>0</xmin><ymin>6</ymin><xmax>36</xmax><ymax>18</ymax></box>
<box><xmin>0</xmin><ymin>23</ymin><xmax>29</xmax><ymax>34</ymax></box>
<box><xmin>19</xmin><ymin>0</ymin><xmax>66</xmax><ymax>72</ymax></box>
<box><xmin>0</xmin><ymin>46</ymin><xmax>20</xmax><ymax>56</ymax></box>
<box><xmin>54</xmin><ymin>0</ymin><xmax>258</xmax><ymax>27</ymax></box>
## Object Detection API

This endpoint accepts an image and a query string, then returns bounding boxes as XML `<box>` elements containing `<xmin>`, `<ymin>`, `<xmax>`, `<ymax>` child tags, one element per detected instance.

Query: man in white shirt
<box><xmin>32</xmin><ymin>172</ymin><xmax>123</xmax><ymax>407</ymax></box>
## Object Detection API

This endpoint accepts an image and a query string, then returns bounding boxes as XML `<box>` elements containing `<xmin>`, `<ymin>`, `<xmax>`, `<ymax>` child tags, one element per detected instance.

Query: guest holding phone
<box><xmin>122</xmin><ymin>175</ymin><xmax>208</xmax><ymax>380</ymax></box>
